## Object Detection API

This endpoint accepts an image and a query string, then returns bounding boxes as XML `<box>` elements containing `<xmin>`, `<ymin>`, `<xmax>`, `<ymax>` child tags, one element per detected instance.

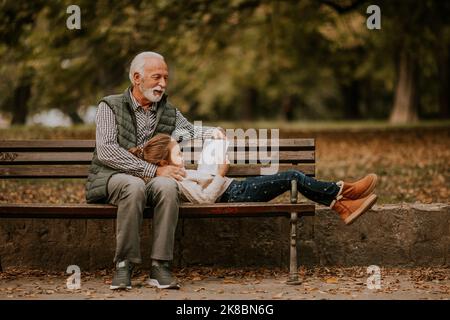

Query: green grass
<box><xmin>1</xmin><ymin>120</ymin><xmax>449</xmax><ymax>140</ymax></box>
<box><xmin>209</xmin><ymin>119</ymin><xmax>450</xmax><ymax>132</ymax></box>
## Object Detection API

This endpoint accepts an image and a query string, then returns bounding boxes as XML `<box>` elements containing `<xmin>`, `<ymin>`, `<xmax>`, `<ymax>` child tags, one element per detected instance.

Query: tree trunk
<box><xmin>281</xmin><ymin>95</ymin><xmax>297</xmax><ymax>121</ymax></box>
<box><xmin>389</xmin><ymin>50</ymin><xmax>419</xmax><ymax>124</ymax></box>
<box><xmin>242</xmin><ymin>87</ymin><xmax>258</xmax><ymax>121</ymax></box>
<box><xmin>362</xmin><ymin>78</ymin><xmax>372</xmax><ymax>117</ymax></box>
<box><xmin>437</xmin><ymin>44</ymin><xmax>449</xmax><ymax>119</ymax></box>
<box><xmin>341</xmin><ymin>79</ymin><xmax>361</xmax><ymax>119</ymax></box>
<box><xmin>11</xmin><ymin>73</ymin><xmax>32</xmax><ymax>125</ymax></box>
<box><xmin>67</xmin><ymin>110</ymin><xmax>84</xmax><ymax>125</ymax></box>
<box><xmin>187</xmin><ymin>100</ymin><xmax>200</xmax><ymax>120</ymax></box>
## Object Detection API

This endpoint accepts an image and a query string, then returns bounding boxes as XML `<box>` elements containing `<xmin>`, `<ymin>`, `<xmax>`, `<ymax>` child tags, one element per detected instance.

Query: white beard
<box><xmin>140</xmin><ymin>83</ymin><xmax>165</xmax><ymax>102</ymax></box>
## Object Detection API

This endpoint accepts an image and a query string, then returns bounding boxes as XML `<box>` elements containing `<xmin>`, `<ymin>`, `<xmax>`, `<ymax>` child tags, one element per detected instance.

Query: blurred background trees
<box><xmin>0</xmin><ymin>0</ymin><xmax>449</xmax><ymax>125</ymax></box>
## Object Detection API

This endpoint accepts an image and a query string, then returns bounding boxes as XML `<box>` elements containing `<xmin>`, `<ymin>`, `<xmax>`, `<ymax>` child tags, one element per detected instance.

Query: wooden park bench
<box><xmin>0</xmin><ymin>138</ymin><xmax>315</xmax><ymax>284</ymax></box>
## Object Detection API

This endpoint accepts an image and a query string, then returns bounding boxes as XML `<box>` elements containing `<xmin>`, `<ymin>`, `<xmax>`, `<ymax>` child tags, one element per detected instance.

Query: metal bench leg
<box><xmin>286</xmin><ymin>179</ymin><xmax>301</xmax><ymax>285</ymax></box>
<box><xmin>287</xmin><ymin>212</ymin><xmax>301</xmax><ymax>285</ymax></box>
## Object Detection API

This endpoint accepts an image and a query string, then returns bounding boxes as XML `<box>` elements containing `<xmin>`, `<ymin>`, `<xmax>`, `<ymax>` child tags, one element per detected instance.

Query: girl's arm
<box><xmin>217</xmin><ymin>158</ymin><xmax>230</xmax><ymax>177</ymax></box>
<box><xmin>195</xmin><ymin>175</ymin><xmax>230</xmax><ymax>204</ymax></box>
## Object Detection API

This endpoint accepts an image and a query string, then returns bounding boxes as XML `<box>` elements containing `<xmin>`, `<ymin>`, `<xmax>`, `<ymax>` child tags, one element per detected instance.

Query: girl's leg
<box><xmin>219</xmin><ymin>170</ymin><xmax>341</xmax><ymax>206</ymax></box>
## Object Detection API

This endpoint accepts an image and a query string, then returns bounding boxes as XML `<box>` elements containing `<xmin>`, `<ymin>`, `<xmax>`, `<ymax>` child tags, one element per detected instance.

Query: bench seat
<box><xmin>0</xmin><ymin>203</ymin><xmax>315</xmax><ymax>219</ymax></box>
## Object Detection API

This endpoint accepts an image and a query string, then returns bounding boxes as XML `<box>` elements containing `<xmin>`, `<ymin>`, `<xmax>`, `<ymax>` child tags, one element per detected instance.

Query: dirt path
<box><xmin>1</xmin><ymin>267</ymin><xmax>448</xmax><ymax>300</ymax></box>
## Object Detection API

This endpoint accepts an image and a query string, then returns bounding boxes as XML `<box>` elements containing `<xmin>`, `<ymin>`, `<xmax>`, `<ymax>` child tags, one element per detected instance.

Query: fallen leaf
<box><xmin>325</xmin><ymin>277</ymin><xmax>338</xmax><ymax>284</ymax></box>
<box><xmin>272</xmin><ymin>292</ymin><xmax>284</xmax><ymax>299</ymax></box>
<box><xmin>222</xmin><ymin>279</ymin><xmax>237</xmax><ymax>284</ymax></box>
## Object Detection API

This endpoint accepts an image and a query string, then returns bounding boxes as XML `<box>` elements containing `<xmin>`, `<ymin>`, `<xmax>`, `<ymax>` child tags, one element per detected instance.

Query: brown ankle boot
<box><xmin>337</xmin><ymin>173</ymin><xmax>378</xmax><ymax>200</ymax></box>
<box><xmin>331</xmin><ymin>194</ymin><xmax>377</xmax><ymax>225</ymax></box>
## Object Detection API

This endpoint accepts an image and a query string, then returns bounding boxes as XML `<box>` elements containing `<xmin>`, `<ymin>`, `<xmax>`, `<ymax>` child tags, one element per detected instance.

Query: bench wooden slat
<box><xmin>227</xmin><ymin>151</ymin><xmax>314</xmax><ymax>162</ymax></box>
<box><xmin>0</xmin><ymin>203</ymin><xmax>315</xmax><ymax>219</ymax></box>
<box><xmin>222</xmin><ymin>164</ymin><xmax>315</xmax><ymax>176</ymax></box>
<box><xmin>0</xmin><ymin>164</ymin><xmax>315</xmax><ymax>178</ymax></box>
<box><xmin>0</xmin><ymin>152</ymin><xmax>93</xmax><ymax>164</ymax></box>
<box><xmin>0</xmin><ymin>140</ymin><xmax>96</xmax><ymax>150</ymax></box>
<box><xmin>0</xmin><ymin>151</ymin><xmax>314</xmax><ymax>164</ymax></box>
<box><xmin>181</xmin><ymin>139</ymin><xmax>315</xmax><ymax>150</ymax></box>
<box><xmin>0</xmin><ymin>139</ymin><xmax>315</xmax><ymax>150</ymax></box>
<box><xmin>0</xmin><ymin>165</ymin><xmax>90</xmax><ymax>178</ymax></box>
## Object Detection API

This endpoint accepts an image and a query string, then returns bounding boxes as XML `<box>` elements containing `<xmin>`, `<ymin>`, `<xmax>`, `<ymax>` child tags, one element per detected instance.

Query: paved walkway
<box><xmin>0</xmin><ymin>267</ymin><xmax>448</xmax><ymax>300</ymax></box>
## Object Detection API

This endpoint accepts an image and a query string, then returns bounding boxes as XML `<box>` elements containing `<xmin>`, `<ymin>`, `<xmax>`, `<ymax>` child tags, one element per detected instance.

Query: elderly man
<box><xmin>85</xmin><ymin>52</ymin><xmax>225</xmax><ymax>290</ymax></box>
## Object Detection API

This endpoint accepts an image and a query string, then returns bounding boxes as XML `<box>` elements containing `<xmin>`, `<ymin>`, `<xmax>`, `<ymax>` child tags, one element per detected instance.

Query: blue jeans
<box><xmin>219</xmin><ymin>170</ymin><xmax>340</xmax><ymax>206</ymax></box>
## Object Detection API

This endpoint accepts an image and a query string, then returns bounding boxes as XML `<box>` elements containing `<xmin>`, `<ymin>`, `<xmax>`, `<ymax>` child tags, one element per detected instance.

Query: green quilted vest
<box><xmin>85</xmin><ymin>88</ymin><xmax>176</xmax><ymax>203</ymax></box>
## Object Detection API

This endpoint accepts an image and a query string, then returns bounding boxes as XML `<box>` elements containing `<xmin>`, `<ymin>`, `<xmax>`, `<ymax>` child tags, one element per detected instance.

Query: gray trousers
<box><xmin>107</xmin><ymin>173</ymin><xmax>180</xmax><ymax>264</ymax></box>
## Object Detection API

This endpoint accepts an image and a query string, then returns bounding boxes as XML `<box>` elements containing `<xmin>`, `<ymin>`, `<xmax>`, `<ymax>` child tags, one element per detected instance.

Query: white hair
<box><xmin>129</xmin><ymin>51</ymin><xmax>165</xmax><ymax>84</ymax></box>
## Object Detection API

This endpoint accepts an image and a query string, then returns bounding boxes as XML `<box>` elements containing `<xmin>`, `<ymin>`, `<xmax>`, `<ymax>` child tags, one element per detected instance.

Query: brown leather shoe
<box><xmin>331</xmin><ymin>194</ymin><xmax>378</xmax><ymax>225</ymax></box>
<box><xmin>337</xmin><ymin>173</ymin><xmax>378</xmax><ymax>200</ymax></box>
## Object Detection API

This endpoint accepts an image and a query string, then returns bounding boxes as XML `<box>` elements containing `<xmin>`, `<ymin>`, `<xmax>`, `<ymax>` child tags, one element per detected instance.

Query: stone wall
<box><xmin>0</xmin><ymin>203</ymin><xmax>448</xmax><ymax>271</ymax></box>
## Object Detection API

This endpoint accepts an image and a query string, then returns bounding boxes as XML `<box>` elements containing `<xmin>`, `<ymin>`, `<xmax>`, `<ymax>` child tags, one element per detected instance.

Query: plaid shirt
<box><xmin>95</xmin><ymin>89</ymin><xmax>215</xmax><ymax>178</ymax></box>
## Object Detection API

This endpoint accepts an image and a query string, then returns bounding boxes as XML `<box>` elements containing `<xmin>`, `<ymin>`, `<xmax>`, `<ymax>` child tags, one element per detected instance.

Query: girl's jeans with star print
<box><xmin>218</xmin><ymin>169</ymin><xmax>341</xmax><ymax>206</ymax></box>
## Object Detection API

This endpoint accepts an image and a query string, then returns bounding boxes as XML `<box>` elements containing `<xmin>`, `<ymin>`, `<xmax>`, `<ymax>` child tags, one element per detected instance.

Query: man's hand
<box><xmin>211</xmin><ymin>127</ymin><xmax>226</xmax><ymax>140</ymax></box>
<box><xmin>156</xmin><ymin>165</ymin><xmax>186</xmax><ymax>181</ymax></box>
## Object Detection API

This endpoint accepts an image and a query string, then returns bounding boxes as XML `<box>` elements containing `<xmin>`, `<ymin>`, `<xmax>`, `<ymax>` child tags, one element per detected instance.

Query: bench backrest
<box><xmin>0</xmin><ymin>139</ymin><xmax>315</xmax><ymax>179</ymax></box>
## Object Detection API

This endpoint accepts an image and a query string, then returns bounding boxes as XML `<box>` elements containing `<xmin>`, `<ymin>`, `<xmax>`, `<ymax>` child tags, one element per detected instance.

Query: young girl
<box><xmin>129</xmin><ymin>133</ymin><xmax>378</xmax><ymax>225</ymax></box>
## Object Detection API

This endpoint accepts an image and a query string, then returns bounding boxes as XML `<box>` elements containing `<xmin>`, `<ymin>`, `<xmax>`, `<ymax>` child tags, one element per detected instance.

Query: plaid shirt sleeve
<box><xmin>95</xmin><ymin>102</ymin><xmax>158</xmax><ymax>178</ymax></box>
<box><xmin>172</xmin><ymin>109</ymin><xmax>217</xmax><ymax>142</ymax></box>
